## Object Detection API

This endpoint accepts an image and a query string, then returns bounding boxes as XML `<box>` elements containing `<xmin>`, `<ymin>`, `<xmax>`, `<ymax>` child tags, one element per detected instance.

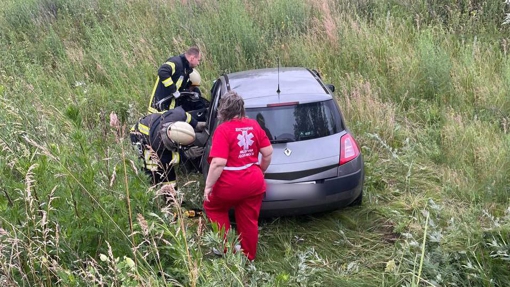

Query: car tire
<box><xmin>349</xmin><ymin>190</ymin><xmax>363</xmax><ymax>207</ymax></box>
<box><xmin>349</xmin><ymin>169</ymin><xmax>364</xmax><ymax>207</ymax></box>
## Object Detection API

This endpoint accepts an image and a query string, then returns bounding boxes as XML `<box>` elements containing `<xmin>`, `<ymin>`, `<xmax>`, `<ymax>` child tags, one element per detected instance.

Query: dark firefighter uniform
<box><xmin>130</xmin><ymin>106</ymin><xmax>197</xmax><ymax>186</ymax></box>
<box><xmin>175</xmin><ymin>87</ymin><xmax>210</xmax><ymax>121</ymax></box>
<box><xmin>148</xmin><ymin>54</ymin><xmax>193</xmax><ymax>113</ymax></box>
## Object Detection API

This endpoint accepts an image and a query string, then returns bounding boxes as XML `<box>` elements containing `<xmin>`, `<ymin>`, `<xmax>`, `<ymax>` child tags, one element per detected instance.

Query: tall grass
<box><xmin>1</xmin><ymin>0</ymin><xmax>510</xmax><ymax>285</ymax></box>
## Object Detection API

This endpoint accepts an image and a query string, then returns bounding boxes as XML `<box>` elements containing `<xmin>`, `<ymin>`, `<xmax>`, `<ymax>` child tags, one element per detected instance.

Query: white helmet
<box><xmin>160</xmin><ymin>121</ymin><xmax>196</xmax><ymax>150</ymax></box>
<box><xmin>189</xmin><ymin>70</ymin><xmax>201</xmax><ymax>86</ymax></box>
<box><xmin>169</xmin><ymin>121</ymin><xmax>195</xmax><ymax>144</ymax></box>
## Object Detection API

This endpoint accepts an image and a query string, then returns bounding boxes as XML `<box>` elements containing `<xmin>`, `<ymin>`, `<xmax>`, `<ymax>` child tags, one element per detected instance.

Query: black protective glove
<box><xmin>184</xmin><ymin>146</ymin><xmax>204</xmax><ymax>159</ymax></box>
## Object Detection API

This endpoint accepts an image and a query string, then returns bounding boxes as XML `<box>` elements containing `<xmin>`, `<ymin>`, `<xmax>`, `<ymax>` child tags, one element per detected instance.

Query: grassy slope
<box><xmin>1</xmin><ymin>0</ymin><xmax>510</xmax><ymax>286</ymax></box>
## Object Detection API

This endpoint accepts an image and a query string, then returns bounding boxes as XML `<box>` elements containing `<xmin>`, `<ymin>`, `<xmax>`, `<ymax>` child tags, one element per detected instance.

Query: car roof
<box><xmin>225</xmin><ymin>67</ymin><xmax>333</xmax><ymax>107</ymax></box>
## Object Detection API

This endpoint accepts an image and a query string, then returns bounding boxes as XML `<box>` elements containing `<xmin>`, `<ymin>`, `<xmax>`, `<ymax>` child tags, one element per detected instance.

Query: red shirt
<box><xmin>209</xmin><ymin>117</ymin><xmax>271</xmax><ymax>197</ymax></box>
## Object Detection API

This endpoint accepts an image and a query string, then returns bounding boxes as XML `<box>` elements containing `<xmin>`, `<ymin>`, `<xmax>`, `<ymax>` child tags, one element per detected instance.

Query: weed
<box><xmin>1</xmin><ymin>0</ymin><xmax>510</xmax><ymax>285</ymax></box>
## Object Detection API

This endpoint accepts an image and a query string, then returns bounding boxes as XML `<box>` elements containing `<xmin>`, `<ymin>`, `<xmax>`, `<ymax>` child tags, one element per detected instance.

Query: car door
<box><xmin>199</xmin><ymin>77</ymin><xmax>225</xmax><ymax>174</ymax></box>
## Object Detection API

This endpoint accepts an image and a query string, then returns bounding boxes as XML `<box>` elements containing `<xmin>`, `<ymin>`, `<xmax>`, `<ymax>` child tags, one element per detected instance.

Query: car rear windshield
<box><xmin>246</xmin><ymin>99</ymin><xmax>343</xmax><ymax>143</ymax></box>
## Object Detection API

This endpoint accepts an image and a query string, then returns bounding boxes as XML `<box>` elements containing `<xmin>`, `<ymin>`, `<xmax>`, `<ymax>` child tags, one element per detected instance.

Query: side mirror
<box><xmin>326</xmin><ymin>84</ymin><xmax>335</xmax><ymax>93</ymax></box>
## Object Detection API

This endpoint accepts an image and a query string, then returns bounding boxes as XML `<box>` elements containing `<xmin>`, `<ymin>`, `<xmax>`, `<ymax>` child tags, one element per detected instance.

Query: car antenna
<box><xmin>276</xmin><ymin>57</ymin><xmax>281</xmax><ymax>98</ymax></box>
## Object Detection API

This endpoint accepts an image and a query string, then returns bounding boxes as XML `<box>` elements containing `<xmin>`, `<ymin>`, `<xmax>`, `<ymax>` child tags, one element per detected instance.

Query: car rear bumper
<box><xmin>260</xmin><ymin>168</ymin><xmax>364</xmax><ymax>217</ymax></box>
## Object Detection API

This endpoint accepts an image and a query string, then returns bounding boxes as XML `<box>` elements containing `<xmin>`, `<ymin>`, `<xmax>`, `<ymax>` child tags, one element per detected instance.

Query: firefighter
<box><xmin>175</xmin><ymin>70</ymin><xmax>210</xmax><ymax>172</ymax></box>
<box><xmin>148</xmin><ymin>46</ymin><xmax>201</xmax><ymax>113</ymax></box>
<box><xmin>130</xmin><ymin>106</ymin><xmax>205</xmax><ymax>189</ymax></box>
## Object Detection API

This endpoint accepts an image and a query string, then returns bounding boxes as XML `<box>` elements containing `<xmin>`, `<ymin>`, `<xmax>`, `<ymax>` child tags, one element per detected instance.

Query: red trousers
<box><xmin>204</xmin><ymin>191</ymin><xmax>264</xmax><ymax>261</ymax></box>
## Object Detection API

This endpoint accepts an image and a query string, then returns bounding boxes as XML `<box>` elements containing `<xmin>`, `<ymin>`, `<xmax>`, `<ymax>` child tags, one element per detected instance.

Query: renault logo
<box><xmin>284</xmin><ymin>148</ymin><xmax>292</xmax><ymax>156</ymax></box>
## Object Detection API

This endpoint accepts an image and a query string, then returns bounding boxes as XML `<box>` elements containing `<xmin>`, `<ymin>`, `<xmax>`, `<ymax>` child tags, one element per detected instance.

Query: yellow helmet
<box><xmin>189</xmin><ymin>70</ymin><xmax>201</xmax><ymax>86</ymax></box>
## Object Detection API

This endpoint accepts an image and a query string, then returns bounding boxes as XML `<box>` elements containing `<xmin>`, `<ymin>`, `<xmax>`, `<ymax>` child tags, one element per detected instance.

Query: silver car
<box><xmin>200</xmin><ymin>67</ymin><xmax>364</xmax><ymax>217</ymax></box>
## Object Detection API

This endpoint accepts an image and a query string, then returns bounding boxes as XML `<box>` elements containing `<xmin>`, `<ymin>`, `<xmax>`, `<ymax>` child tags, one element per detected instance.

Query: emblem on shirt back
<box><xmin>284</xmin><ymin>148</ymin><xmax>292</xmax><ymax>156</ymax></box>
<box><xmin>236</xmin><ymin>128</ymin><xmax>255</xmax><ymax>158</ymax></box>
<box><xmin>237</xmin><ymin>130</ymin><xmax>254</xmax><ymax>150</ymax></box>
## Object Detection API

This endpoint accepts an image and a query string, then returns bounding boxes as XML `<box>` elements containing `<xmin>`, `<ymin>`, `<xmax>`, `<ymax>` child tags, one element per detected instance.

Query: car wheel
<box><xmin>349</xmin><ymin>190</ymin><xmax>363</xmax><ymax>207</ymax></box>
<box><xmin>349</xmin><ymin>169</ymin><xmax>364</xmax><ymax>207</ymax></box>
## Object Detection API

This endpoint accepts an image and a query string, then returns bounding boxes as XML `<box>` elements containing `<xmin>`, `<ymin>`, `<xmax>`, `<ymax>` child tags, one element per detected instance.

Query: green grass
<box><xmin>1</xmin><ymin>0</ymin><xmax>510</xmax><ymax>285</ymax></box>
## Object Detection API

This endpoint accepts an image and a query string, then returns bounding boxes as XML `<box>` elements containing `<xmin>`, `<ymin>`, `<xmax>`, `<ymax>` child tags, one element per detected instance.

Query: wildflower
<box><xmin>109</xmin><ymin>112</ymin><xmax>120</xmax><ymax>129</ymax></box>
<box><xmin>124</xmin><ymin>256</ymin><xmax>135</xmax><ymax>269</ymax></box>
<box><xmin>385</xmin><ymin>259</ymin><xmax>396</xmax><ymax>272</ymax></box>
<box><xmin>99</xmin><ymin>254</ymin><xmax>109</xmax><ymax>262</ymax></box>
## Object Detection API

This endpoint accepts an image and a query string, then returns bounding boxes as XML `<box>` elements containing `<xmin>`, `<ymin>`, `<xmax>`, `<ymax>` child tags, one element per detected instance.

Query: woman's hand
<box><xmin>204</xmin><ymin>157</ymin><xmax>226</xmax><ymax>202</ymax></box>
<box><xmin>204</xmin><ymin>186</ymin><xmax>213</xmax><ymax>202</ymax></box>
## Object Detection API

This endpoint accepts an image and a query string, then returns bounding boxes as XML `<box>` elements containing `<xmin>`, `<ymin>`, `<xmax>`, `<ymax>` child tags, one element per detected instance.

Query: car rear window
<box><xmin>246</xmin><ymin>100</ymin><xmax>343</xmax><ymax>143</ymax></box>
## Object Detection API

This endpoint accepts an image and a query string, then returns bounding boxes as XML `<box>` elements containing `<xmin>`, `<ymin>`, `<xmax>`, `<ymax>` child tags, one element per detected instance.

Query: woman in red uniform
<box><xmin>203</xmin><ymin>90</ymin><xmax>273</xmax><ymax>261</ymax></box>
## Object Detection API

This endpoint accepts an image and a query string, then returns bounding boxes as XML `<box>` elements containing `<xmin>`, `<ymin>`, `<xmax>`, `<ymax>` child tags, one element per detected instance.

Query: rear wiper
<box><xmin>270</xmin><ymin>138</ymin><xmax>295</xmax><ymax>144</ymax></box>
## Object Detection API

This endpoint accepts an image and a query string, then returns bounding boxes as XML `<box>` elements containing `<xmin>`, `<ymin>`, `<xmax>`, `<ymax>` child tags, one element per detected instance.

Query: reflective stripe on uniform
<box><xmin>162</xmin><ymin>77</ymin><xmax>173</xmax><ymax>87</ymax></box>
<box><xmin>165</xmin><ymin>61</ymin><xmax>176</xmax><ymax>72</ymax></box>
<box><xmin>144</xmin><ymin>150</ymin><xmax>159</xmax><ymax>171</ymax></box>
<box><xmin>185</xmin><ymin>112</ymin><xmax>192</xmax><ymax>123</ymax></box>
<box><xmin>169</xmin><ymin>98</ymin><xmax>176</xmax><ymax>110</ymax></box>
<box><xmin>172</xmin><ymin>151</ymin><xmax>180</xmax><ymax>165</ymax></box>
<box><xmin>223</xmin><ymin>162</ymin><xmax>257</xmax><ymax>171</ymax></box>
<box><xmin>148</xmin><ymin>76</ymin><xmax>160</xmax><ymax>112</ymax></box>
<box><xmin>138</xmin><ymin>123</ymin><xmax>150</xmax><ymax>135</ymax></box>
<box><xmin>161</xmin><ymin>62</ymin><xmax>176</xmax><ymax>88</ymax></box>
<box><xmin>175</xmin><ymin>75</ymin><xmax>184</xmax><ymax>90</ymax></box>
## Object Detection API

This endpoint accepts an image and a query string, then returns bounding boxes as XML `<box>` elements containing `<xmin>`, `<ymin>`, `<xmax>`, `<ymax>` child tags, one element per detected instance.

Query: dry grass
<box><xmin>339</xmin><ymin>75</ymin><xmax>397</xmax><ymax>143</ymax></box>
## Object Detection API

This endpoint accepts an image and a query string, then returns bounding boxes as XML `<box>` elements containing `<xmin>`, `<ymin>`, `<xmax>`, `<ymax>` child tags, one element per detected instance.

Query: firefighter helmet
<box><xmin>168</xmin><ymin>121</ymin><xmax>195</xmax><ymax>146</ymax></box>
<box><xmin>160</xmin><ymin>121</ymin><xmax>196</xmax><ymax>150</ymax></box>
<box><xmin>189</xmin><ymin>70</ymin><xmax>201</xmax><ymax>86</ymax></box>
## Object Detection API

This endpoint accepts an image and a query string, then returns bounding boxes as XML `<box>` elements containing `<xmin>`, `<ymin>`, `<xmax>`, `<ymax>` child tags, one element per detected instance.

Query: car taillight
<box><xmin>340</xmin><ymin>133</ymin><xmax>360</xmax><ymax>165</ymax></box>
